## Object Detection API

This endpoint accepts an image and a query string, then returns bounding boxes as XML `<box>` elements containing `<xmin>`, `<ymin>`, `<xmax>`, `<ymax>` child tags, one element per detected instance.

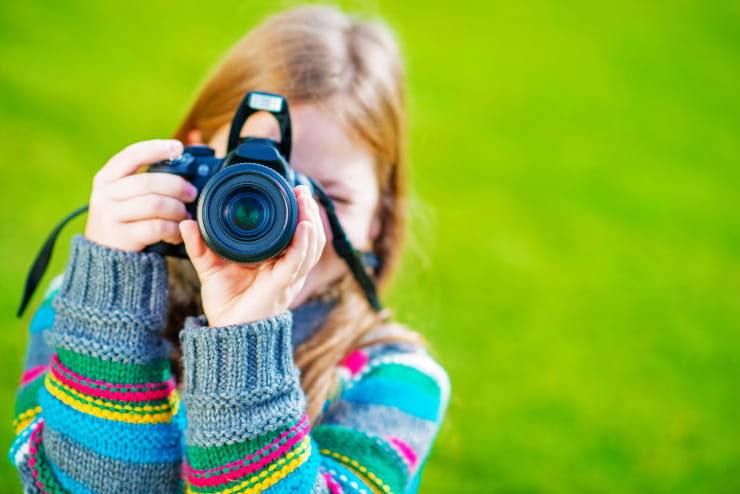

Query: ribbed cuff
<box><xmin>47</xmin><ymin>235</ymin><xmax>170</xmax><ymax>364</ymax></box>
<box><xmin>180</xmin><ymin>312</ymin><xmax>305</xmax><ymax>446</ymax></box>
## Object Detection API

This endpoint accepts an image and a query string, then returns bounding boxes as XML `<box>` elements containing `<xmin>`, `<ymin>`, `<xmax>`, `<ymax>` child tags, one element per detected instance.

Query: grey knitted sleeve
<box><xmin>45</xmin><ymin>234</ymin><xmax>170</xmax><ymax>364</ymax></box>
<box><xmin>179</xmin><ymin>311</ymin><xmax>306</xmax><ymax>448</ymax></box>
<box><xmin>12</xmin><ymin>235</ymin><xmax>183</xmax><ymax>494</ymax></box>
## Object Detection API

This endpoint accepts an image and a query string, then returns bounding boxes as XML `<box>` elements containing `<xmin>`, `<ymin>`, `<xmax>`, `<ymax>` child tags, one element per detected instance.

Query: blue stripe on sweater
<box><xmin>341</xmin><ymin>376</ymin><xmax>440</xmax><ymax>421</ymax></box>
<box><xmin>39</xmin><ymin>387</ymin><xmax>182</xmax><ymax>463</ymax></box>
<box><xmin>50</xmin><ymin>461</ymin><xmax>98</xmax><ymax>494</ymax></box>
<box><xmin>8</xmin><ymin>417</ymin><xmax>39</xmax><ymax>465</ymax></box>
<box><xmin>261</xmin><ymin>444</ymin><xmax>322</xmax><ymax>493</ymax></box>
<box><xmin>29</xmin><ymin>303</ymin><xmax>55</xmax><ymax>334</ymax></box>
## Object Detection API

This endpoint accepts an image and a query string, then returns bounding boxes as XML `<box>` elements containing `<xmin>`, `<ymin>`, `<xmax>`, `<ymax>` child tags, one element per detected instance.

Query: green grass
<box><xmin>1</xmin><ymin>0</ymin><xmax>739</xmax><ymax>492</ymax></box>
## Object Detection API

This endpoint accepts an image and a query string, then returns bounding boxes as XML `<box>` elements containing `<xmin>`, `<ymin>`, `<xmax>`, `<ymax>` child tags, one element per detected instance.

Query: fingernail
<box><xmin>186</xmin><ymin>184</ymin><xmax>198</xmax><ymax>199</ymax></box>
<box><xmin>168</xmin><ymin>140</ymin><xmax>182</xmax><ymax>154</ymax></box>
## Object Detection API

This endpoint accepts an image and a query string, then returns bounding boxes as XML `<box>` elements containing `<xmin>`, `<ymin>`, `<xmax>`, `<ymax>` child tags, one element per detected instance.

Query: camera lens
<box><xmin>228</xmin><ymin>194</ymin><xmax>266</xmax><ymax>231</ymax></box>
<box><xmin>197</xmin><ymin>163</ymin><xmax>298</xmax><ymax>263</ymax></box>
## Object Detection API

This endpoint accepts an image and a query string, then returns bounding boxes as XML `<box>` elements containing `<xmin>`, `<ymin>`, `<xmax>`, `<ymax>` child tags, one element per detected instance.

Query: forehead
<box><xmin>241</xmin><ymin>104</ymin><xmax>378</xmax><ymax>188</ymax></box>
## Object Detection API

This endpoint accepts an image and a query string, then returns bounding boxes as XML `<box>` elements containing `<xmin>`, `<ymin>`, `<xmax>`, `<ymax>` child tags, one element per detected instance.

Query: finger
<box><xmin>286</xmin><ymin>187</ymin><xmax>314</xmax><ymax>279</ymax></box>
<box><xmin>109</xmin><ymin>173</ymin><xmax>197</xmax><ymax>203</ymax></box>
<box><xmin>295</xmin><ymin>193</ymin><xmax>320</xmax><ymax>279</ymax></box>
<box><xmin>180</xmin><ymin>219</ymin><xmax>225</xmax><ymax>276</ymax></box>
<box><xmin>295</xmin><ymin>186</ymin><xmax>313</xmax><ymax>223</ymax></box>
<box><xmin>273</xmin><ymin>220</ymin><xmax>310</xmax><ymax>282</ymax></box>
<box><xmin>94</xmin><ymin>139</ymin><xmax>183</xmax><ymax>185</ymax></box>
<box><xmin>126</xmin><ymin>219</ymin><xmax>183</xmax><ymax>246</ymax></box>
<box><xmin>307</xmin><ymin>189</ymin><xmax>326</xmax><ymax>262</ymax></box>
<box><xmin>179</xmin><ymin>219</ymin><xmax>208</xmax><ymax>261</ymax></box>
<box><xmin>298</xmin><ymin>187</ymin><xmax>325</xmax><ymax>275</ymax></box>
<box><xmin>116</xmin><ymin>195</ymin><xmax>189</xmax><ymax>223</ymax></box>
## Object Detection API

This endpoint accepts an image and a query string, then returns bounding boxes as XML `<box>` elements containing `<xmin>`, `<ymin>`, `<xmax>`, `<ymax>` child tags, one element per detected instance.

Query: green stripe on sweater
<box><xmin>57</xmin><ymin>348</ymin><xmax>170</xmax><ymax>385</ymax></box>
<box><xmin>186</xmin><ymin>415</ymin><xmax>302</xmax><ymax>471</ymax></box>
<box><xmin>29</xmin><ymin>431</ymin><xmax>68</xmax><ymax>494</ymax></box>
<box><xmin>15</xmin><ymin>376</ymin><xmax>45</xmax><ymax>417</ymax></box>
<box><xmin>362</xmin><ymin>362</ymin><xmax>441</xmax><ymax>399</ymax></box>
<box><xmin>313</xmin><ymin>424</ymin><xmax>407</xmax><ymax>494</ymax></box>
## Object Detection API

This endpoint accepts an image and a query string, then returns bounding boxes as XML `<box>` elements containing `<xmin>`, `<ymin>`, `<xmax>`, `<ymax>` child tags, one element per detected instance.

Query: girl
<box><xmin>11</xmin><ymin>5</ymin><xmax>449</xmax><ymax>494</ymax></box>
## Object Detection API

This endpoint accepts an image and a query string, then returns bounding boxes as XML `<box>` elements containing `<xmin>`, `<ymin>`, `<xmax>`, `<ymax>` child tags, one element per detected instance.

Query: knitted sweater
<box><xmin>11</xmin><ymin>236</ymin><xmax>450</xmax><ymax>494</ymax></box>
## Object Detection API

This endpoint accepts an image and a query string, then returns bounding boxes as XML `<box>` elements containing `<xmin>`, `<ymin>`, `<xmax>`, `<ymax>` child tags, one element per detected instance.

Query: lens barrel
<box><xmin>197</xmin><ymin>163</ymin><xmax>298</xmax><ymax>263</ymax></box>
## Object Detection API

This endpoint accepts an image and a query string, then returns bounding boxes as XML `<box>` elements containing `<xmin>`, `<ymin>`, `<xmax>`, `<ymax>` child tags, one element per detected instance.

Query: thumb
<box><xmin>180</xmin><ymin>219</ymin><xmax>219</xmax><ymax>275</ymax></box>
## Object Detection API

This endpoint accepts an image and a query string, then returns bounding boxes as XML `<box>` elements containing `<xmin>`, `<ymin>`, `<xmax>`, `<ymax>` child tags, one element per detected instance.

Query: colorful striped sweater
<box><xmin>11</xmin><ymin>236</ymin><xmax>449</xmax><ymax>494</ymax></box>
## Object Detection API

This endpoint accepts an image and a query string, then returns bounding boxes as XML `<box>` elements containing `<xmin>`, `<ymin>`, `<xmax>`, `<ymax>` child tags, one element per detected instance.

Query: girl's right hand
<box><xmin>85</xmin><ymin>139</ymin><xmax>198</xmax><ymax>252</ymax></box>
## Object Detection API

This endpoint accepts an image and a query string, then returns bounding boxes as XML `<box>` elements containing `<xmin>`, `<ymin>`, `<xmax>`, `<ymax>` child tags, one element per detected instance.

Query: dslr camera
<box><xmin>147</xmin><ymin>91</ymin><xmax>310</xmax><ymax>263</ymax></box>
<box><xmin>17</xmin><ymin>91</ymin><xmax>382</xmax><ymax>317</ymax></box>
<box><xmin>146</xmin><ymin>91</ymin><xmax>380</xmax><ymax>309</ymax></box>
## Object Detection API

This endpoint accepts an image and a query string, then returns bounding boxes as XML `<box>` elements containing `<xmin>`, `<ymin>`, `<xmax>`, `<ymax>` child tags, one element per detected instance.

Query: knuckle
<box><xmin>148</xmin><ymin>173</ymin><xmax>175</xmax><ymax>194</ymax></box>
<box><xmin>150</xmin><ymin>220</ymin><xmax>170</xmax><ymax>238</ymax></box>
<box><xmin>173</xmin><ymin>201</ymin><xmax>187</xmax><ymax>218</ymax></box>
<box><xmin>179</xmin><ymin>178</ymin><xmax>195</xmax><ymax>197</ymax></box>
<box><xmin>150</xmin><ymin>195</ymin><xmax>168</xmax><ymax>211</ymax></box>
<box><xmin>151</xmin><ymin>174</ymin><xmax>191</xmax><ymax>198</ymax></box>
<box><xmin>138</xmin><ymin>173</ymin><xmax>157</xmax><ymax>193</ymax></box>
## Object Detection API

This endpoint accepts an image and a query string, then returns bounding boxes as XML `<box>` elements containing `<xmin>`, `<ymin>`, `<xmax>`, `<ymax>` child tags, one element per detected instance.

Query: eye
<box><xmin>328</xmin><ymin>194</ymin><xmax>350</xmax><ymax>205</ymax></box>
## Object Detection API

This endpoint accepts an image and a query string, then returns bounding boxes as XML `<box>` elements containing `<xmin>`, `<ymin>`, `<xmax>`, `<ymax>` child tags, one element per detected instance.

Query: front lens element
<box><xmin>228</xmin><ymin>195</ymin><xmax>265</xmax><ymax>231</ymax></box>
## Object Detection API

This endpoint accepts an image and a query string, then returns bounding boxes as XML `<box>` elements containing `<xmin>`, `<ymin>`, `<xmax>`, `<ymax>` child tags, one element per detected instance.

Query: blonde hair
<box><xmin>164</xmin><ymin>5</ymin><xmax>422</xmax><ymax>421</ymax></box>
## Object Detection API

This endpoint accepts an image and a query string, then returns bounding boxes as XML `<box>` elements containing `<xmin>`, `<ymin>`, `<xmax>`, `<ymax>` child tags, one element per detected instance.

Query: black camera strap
<box><xmin>17</xmin><ymin>205</ymin><xmax>88</xmax><ymax>317</ymax></box>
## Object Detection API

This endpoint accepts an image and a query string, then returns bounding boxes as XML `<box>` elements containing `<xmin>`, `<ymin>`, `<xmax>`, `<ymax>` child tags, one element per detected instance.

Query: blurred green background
<box><xmin>1</xmin><ymin>0</ymin><xmax>739</xmax><ymax>492</ymax></box>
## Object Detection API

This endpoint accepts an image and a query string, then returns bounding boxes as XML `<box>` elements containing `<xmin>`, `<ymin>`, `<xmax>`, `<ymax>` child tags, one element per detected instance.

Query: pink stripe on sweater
<box><xmin>339</xmin><ymin>350</ymin><xmax>368</xmax><ymax>376</ymax></box>
<box><xmin>185</xmin><ymin>428</ymin><xmax>310</xmax><ymax>487</ymax></box>
<box><xmin>387</xmin><ymin>437</ymin><xmax>418</xmax><ymax>469</ymax></box>
<box><xmin>29</xmin><ymin>421</ymin><xmax>52</xmax><ymax>494</ymax></box>
<box><xmin>184</xmin><ymin>415</ymin><xmax>309</xmax><ymax>476</ymax></box>
<box><xmin>21</xmin><ymin>365</ymin><xmax>48</xmax><ymax>386</ymax></box>
<box><xmin>51</xmin><ymin>356</ymin><xmax>173</xmax><ymax>402</ymax></box>
<box><xmin>51</xmin><ymin>354</ymin><xmax>172</xmax><ymax>390</ymax></box>
<box><xmin>323</xmin><ymin>472</ymin><xmax>343</xmax><ymax>494</ymax></box>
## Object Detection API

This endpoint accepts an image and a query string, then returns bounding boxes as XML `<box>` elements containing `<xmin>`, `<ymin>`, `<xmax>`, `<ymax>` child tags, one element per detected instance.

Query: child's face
<box><xmin>206</xmin><ymin>103</ymin><xmax>380</xmax><ymax>307</ymax></box>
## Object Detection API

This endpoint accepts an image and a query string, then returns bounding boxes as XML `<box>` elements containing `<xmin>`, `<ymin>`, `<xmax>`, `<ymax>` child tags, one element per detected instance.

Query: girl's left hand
<box><xmin>179</xmin><ymin>185</ymin><xmax>326</xmax><ymax>327</ymax></box>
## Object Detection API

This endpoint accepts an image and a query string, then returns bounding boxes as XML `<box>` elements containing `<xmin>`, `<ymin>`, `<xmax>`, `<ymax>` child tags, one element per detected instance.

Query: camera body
<box><xmin>146</xmin><ymin>91</ymin><xmax>312</xmax><ymax>263</ymax></box>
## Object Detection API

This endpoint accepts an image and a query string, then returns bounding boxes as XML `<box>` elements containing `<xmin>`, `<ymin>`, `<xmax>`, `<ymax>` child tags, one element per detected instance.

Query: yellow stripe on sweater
<box><xmin>45</xmin><ymin>374</ymin><xmax>176</xmax><ymax>424</ymax></box>
<box><xmin>47</xmin><ymin>373</ymin><xmax>174</xmax><ymax>412</ymax></box>
<box><xmin>13</xmin><ymin>406</ymin><xmax>42</xmax><ymax>434</ymax></box>
<box><xmin>13</xmin><ymin>406</ymin><xmax>41</xmax><ymax>426</ymax></box>
<box><xmin>319</xmin><ymin>448</ymin><xmax>393</xmax><ymax>494</ymax></box>
<box><xmin>185</xmin><ymin>436</ymin><xmax>312</xmax><ymax>494</ymax></box>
